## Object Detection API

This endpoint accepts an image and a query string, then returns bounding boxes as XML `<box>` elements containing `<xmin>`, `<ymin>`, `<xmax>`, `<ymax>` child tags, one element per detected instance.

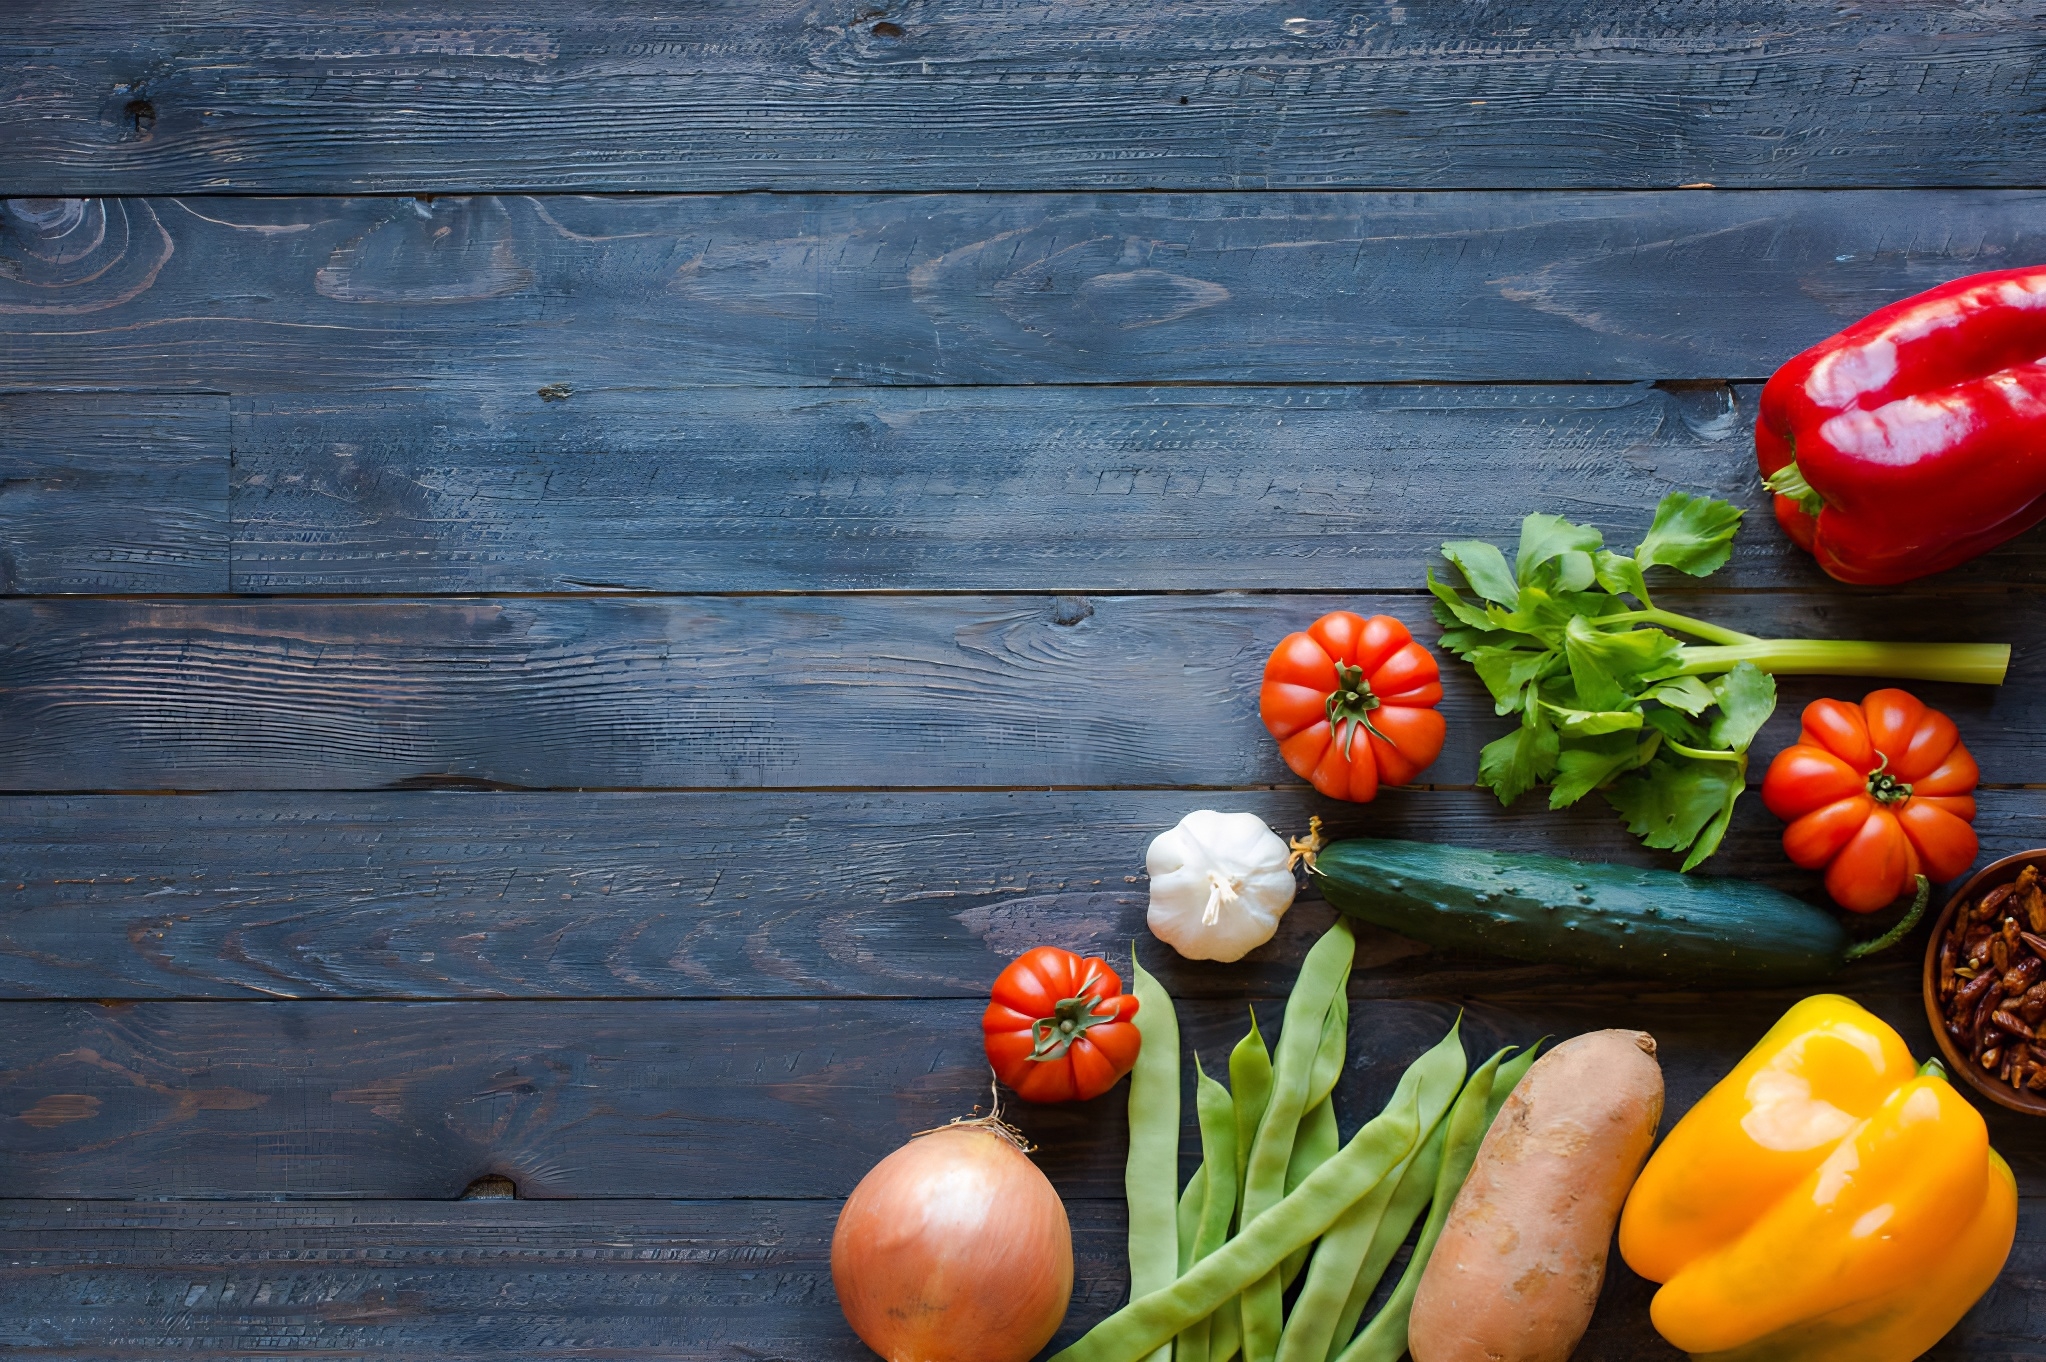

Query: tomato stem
<box><xmin>1866</xmin><ymin>753</ymin><xmax>1914</xmax><ymax>806</ymax></box>
<box><xmin>1029</xmin><ymin>996</ymin><xmax>1116</xmax><ymax>1062</ymax></box>
<box><xmin>1840</xmin><ymin>876</ymin><xmax>1931</xmax><ymax>963</ymax></box>
<box><xmin>1325</xmin><ymin>662</ymin><xmax>1392</xmax><ymax>759</ymax></box>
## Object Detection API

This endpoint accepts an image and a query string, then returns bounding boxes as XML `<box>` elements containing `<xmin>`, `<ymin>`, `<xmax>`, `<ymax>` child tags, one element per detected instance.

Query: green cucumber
<box><xmin>1312</xmin><ymin>838</ymin><xmax>1924</xmax><ymax>985</ymax></box>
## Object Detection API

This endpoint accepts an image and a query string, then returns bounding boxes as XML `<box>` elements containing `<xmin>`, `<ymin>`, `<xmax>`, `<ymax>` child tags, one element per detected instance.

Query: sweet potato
<box><xmin>1409</xmin><ymin>1029</ymin><xmax>1664</xmax><ymax>1362</ymax></box>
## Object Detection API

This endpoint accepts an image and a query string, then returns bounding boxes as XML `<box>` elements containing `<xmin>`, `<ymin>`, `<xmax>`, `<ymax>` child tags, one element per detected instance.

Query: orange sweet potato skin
<box><xmin>1409</xmin><ymin>1029</ymin><xmax>1664</xmax><ymax>1362</ymax></box>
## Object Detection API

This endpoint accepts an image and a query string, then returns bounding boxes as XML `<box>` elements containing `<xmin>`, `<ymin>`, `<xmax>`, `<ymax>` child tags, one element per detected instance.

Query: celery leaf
<box><xmin>1634</xmin><ymin>491</ymin><xmax>1743</xmax><ymax>577</ymax></box>
<box><xmin>1515</xmin><ymin>513</ymin><xmax>1603</xmax><ymax>584</ymax></box>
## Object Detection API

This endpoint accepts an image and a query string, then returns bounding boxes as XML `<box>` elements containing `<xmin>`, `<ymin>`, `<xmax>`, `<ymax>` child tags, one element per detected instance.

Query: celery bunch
<box><xmin>1429</xmin><ymin>493</ymin><xmax>2008</xmax><ymax>870</ymax></box>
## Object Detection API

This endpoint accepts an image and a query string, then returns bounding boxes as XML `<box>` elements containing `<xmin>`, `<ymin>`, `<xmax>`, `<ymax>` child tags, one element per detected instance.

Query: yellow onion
<box><xmin>832</xmin><ymin>1118</ymin><xmax>1072</xmax><ymax>1362</ymax></box>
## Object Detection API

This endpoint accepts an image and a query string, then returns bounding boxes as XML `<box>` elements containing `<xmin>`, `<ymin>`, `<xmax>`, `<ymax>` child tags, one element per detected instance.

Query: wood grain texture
<box><xmin>229</xmin><ymin>381</ymin><xmax>1881</xmax><ymax>594</ymax></box>
<box><xmin>8</xmin><ymin>968</ymin><xmax>2032</xmax><ymax>1200</ymax></box>
<box><xmin>5</xmin><ymin>192</ymin><xmax>2045</xmax><ymax>391</ymax></box>
<box><xmin>5</xmin><ymin>1</ymin><xmax>2045</xmax><ymax>195</ymax></box>
<box><xmin>0</xmin><ymin>589</ymin><xmax>2027</xmax><ymax>792</ymax></box>
<box><xmin>0</xmin><ymin>1198</ymin><xmax>1122</xmax><ymax>1361</ymax></box>
<box><xmin>9</xmin><ymin>786</ymin><xmax>2046</xmax><ymax>1001</ymax></box>
<box><xmin>0</xmin><ymin>992</ymin><xmax>1441</xmax><ymax>1198</ymax></box>
<box><xmin>0</xmin><ymin>1197</ymin><xmax>2034</xmax><ymax>1361</ymax></box>
<box><xmin>8</xmin><ymin>11</ymin><xmax>2046</xmax><ymax>1356</ymax></box>
<box><xmin>0</xmin><ymin>391</ymin><xmax>228</xmax><ymax>594</ymax></box>
<box><xmin>227</xmin><ymin>381</ymin><xmax>2046</xmax><ymax>593</ymax></box>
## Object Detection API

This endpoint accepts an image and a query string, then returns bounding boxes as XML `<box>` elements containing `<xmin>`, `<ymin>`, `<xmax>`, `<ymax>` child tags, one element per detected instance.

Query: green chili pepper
<box><xmin>1126</xmin><ymin>950</ymin><xmax>1181</xmax><ymax>1362</ymax></box>
<box><xmin>1175</xmin><ymin>1059</ymin><xmax>1240</xmax><ymax>1362</ymax></box>
<box><xmin>1274</xmin><ymin>1030</ymin><xmax>1471</xmax><ymax>1362</ymax></box>
<box><xmin>1051</xmin><ymin>1020</ymin><xmax>1462</xmax><ymax>1362</ymax></box>
<box><xmin>1240</xmin><ymin>922</ymin><xmax>1356</xmax><ymax>1362</ymax></box>
<box><xmin>1334</xmin><ymin>1042</ymin><xmax>1542</xmax><ymax>1362</ymax></box>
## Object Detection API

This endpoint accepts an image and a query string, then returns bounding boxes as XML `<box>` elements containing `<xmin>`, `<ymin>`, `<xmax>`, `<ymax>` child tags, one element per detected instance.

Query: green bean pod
<box><xmin>1229</xmin><ymin>1010</ymin><xmax>1273</xmax><ymax>1204</ymax></box>
<box><xmin>1481</xmin><ymin>1041</ymin><xmax>1542</xmax><ymax>1127</ymax></box>
<box><xmin>1126</xmin><ymin>951</ymin><xmax>1181</xmax><ymax>1362</ymax></box>
<box><xmin>1174</xmin><ymin>1060</ymin><xmax>1240</xmax><ymax>1362</ymax></box>
<box><xmin>1286</xmin><ymin>1098</ymin><xmax>1341</xmax><ymax>1197</ymax></box>
<box><xmin>1276</xmin><ymin>992</ymin><xmax>1350</xmax><ymax>1289</ymax></box>
<box><xmin>1177</xmin><ymin>1165</ymin><xmax>1207</xmax><ymax>1276</ymax></box>
<box><xmin>1210</xmin><ymin>1304</ymin><xmax>1241</xmax><ymax>1362</ymax></box>
<box><xmin>1240</xmin><ymin>923</ymin><xmax>1356</xmax><ymax>1362</ymax></box>
<box><xmin>1050</xmin><ymin>1021</ymin><xmax>1463</xmax><ymax>1362</ymax></box>
<box><xmin>1280</xmin><ymin>1097</ymin><xmax>1339</xmax><ymax>1285</ymax></box>
<box><xmin>1220</xmin><ymin>1012</ymin><xmax>1274</xmax><ymax>1362</ymax></box>
<box><xmin>1304</xmin><ymin>993</ymin><xmax>1349</xmax><ymax>1116</ymax></box>
<box><xmin>1245</xmin><ymin>924</ymin><xmax>1355</xmax><ymax>1219</ymax></box>
<box><xmin>1323</xmin><ymin>1103</ymin><xmax>1449</xmax><ymax>1359</ymax></box>
<box><xmin>1274</xmin><ymin>1033</ymin><xmax>1470</xmax><ymax>1362</ymax></box>
<box><xmin>1333</xmin><ymin>1042</ymin><xmax>1542</xmax><ymax>1362</ymax></box>
<box><xmin>1286</xmin><ymin>993</ymin><xmax>1349</xmax><ymax>1196</ymax></box>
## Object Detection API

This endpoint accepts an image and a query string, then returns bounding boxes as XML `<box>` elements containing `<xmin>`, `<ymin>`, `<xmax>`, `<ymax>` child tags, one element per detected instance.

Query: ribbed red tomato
<box><xmin>1259</xmin><ymin>612</ymin><xmax>1446</xmax><ymax>802</ymax></box>
<box><xmin>982</xmin><ymin>947</ymin><xmax>1142</xmax><ymax>1103</ymax></box>
<box><xmin>1761</xmin><ymin>689</ymin><xmax>1980</xmax><ymax>913</ymax></box>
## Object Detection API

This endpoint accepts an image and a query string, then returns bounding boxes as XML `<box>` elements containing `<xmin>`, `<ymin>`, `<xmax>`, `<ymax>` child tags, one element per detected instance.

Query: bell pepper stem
<box><xmin>1677</xmin><ymin>641</ymin><xmax>2010</xmax><ymax>687</ymax></box>
<box><xmin>1841</xmin><ymin>876</ymin><xmax>1931</xmax><ymax>964</ymax></box>
<box><xmin>1762</xmin><ymin>459</ymin><xmax>1827</xmax><ymax>519</ymax></box>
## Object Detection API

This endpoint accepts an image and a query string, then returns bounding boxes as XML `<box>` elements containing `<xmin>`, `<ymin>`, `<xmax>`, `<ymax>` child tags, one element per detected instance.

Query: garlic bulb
<box><xmin>1145</xmin><ymin>811</ymin><xmax>1299</xmax><ymax>962</ymax></box>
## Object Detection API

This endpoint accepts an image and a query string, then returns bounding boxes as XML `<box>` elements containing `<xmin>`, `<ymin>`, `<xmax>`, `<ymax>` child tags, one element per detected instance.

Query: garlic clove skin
<box><xmin>1145</xmin><ymin>810</ymin><xmax>1299</xmax><ymax>963</ymax></box>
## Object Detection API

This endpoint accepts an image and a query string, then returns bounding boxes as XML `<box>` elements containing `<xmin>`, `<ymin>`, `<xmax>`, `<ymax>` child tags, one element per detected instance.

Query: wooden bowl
<box><xmin>1923</xmin><ymin>849</ymin><xmax>2046</xmax><ymax>1116</ymax></box>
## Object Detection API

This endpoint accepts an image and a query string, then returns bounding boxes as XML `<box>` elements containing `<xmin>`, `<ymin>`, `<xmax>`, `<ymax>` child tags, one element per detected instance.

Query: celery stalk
<box><xmin>1675</xmin><ymin>641</ymin><xmax>2010</xmax><ymax>687</ymax></box>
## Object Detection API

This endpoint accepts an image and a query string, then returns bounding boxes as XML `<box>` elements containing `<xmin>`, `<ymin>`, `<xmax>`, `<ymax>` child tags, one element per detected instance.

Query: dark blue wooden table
<box><xmin>2</xmin><ymin>3</ymin><xmax>2043</xmax><ymax>1356</ymax></box>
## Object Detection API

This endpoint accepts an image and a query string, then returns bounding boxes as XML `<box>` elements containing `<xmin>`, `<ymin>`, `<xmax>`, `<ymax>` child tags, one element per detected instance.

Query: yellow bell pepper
<box><xmin>1619</xmin><ymin>995</ymin><xmax>2015</xmax><ymax>1362</ymax></box>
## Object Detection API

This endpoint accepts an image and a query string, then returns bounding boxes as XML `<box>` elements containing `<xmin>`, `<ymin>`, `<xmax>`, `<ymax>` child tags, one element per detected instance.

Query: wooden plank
<box><xmin>0</xmin><ymin>991</ymin><xmax>1428</xmax><ymax>1198</ymax></box>
<box><xmin>228</xmin><ymin>382</ymin><xmax>2046</xmax><ymax>593</ymax></box>
<box><xmin>0</xmin><ymin>1198</ymin><xmax>955</xmax><ymax>1361</ymax></box>
<box><xmin>8</xmin><ymin>786</ymin><xmax>2046</xmax><ymax>1001</ymax></box>
<box><xmin>237</xmin><ymin>381</ymin><xmax>1951</xmax><ymax>594</ymax></box>
<box><xmin>5</xmin><ymin>192</ymin><xmax>2044</xmax><ymax>391</ymax></box>
<box><xmin>0</xmin><ymin>590</ymin><xmax>2027</xmax><ymax>792</ymax></box>
<box><xmin>5</xmin><ymin>967</ymin><xmax>2028</xmax><ymax>1200</ymax></box>
<box><xmin>0</xmin><ymin>1198</ymin><xmax>2034</xmax><ymax>1360</ymax></box>
<box><xmin>0</xmin><ymin>1198</ymin><xmax>1126</xmax><ymax>1360</ymax></box>
<box><xmin>4</xmin><ymin>3</ymin><xmax>2044</xmax><ymax>194</ymax></box>
<box><xmin>0</xmin><ymin>392</ymin><xmax>228</xmax><ymax>594</ymax></box>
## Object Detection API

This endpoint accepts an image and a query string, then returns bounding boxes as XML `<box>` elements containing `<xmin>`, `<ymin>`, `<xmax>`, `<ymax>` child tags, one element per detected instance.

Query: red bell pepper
<box><xmin>1757</xmin><ymin>265</ymin><xmax>2046</xmax><ymax>584</ymax></box>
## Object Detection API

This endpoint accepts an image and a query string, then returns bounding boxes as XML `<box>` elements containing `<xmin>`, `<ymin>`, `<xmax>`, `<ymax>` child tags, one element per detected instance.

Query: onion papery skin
<box><xmin>831</xmin><ymin>1125</ymin><xmax>1073</xmax><ymax>1362</ymax></box>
